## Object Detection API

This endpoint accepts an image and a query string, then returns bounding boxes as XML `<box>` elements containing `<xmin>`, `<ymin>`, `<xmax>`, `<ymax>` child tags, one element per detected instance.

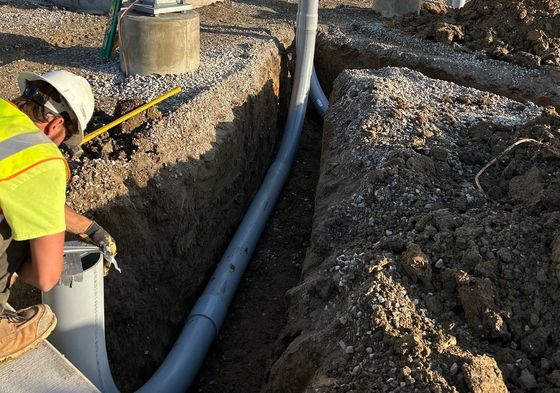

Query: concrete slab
<box><xmin>0</xmin><ymin>341</ymin><xmax>100</xmax><ymax>393</ymax></box>
<box><xmin>0</xmin><ymin>305</ymin><xmax>99</xmax><ymax>393</ymax></box>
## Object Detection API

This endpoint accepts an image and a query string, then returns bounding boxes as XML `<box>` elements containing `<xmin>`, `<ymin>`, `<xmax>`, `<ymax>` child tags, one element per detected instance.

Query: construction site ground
<box><xmin>1</xmin><ymin>0</ymin><xmax>559</xmax><ymax>392</ymax></box>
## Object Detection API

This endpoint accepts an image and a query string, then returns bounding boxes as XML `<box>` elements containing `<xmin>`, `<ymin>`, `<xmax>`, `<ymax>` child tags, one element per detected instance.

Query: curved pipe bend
<box><xmin>310</xmin><ymin>67</ymin><xmax>328</xmax><ymax>118</ymax></box>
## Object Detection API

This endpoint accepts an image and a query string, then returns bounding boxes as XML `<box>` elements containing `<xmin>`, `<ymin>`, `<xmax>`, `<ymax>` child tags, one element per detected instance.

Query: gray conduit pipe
<box><xmin>43</xmin><ymin>249</ymin><xmax>119</xmax><ymax>393</ymax></box>
<box><xmin>45</xmin><ymin>1</ymin><xmax>319</xmax><ymax>392</ymax></box>
<box><xmin>138</xmin><ymin>1</ymin><xmax>318</xmax><ymax>391</ymax></box>
<box><xmin>310</xmin><ymin>67</ymin><xmax>328</xmax><ymax>118</ymax></box>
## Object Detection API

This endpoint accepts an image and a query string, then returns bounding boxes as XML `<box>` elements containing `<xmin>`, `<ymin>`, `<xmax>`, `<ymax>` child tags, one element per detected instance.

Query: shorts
<box><xmin>0</xmin><ymin>219</ymin><xmax>29</xmax><ymax>314</ymax></box>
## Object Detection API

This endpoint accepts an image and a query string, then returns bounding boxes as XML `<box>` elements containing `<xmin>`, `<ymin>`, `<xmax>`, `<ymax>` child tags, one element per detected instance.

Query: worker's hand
<box><xmin>80</xmin><ymin>221</ymin><xmax>120</xmax><ymax>276</ymax></box>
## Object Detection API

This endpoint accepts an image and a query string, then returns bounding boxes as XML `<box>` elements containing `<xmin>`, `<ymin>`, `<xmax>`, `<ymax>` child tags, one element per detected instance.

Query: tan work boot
<box><xmin>0</xmin><ymin>304</ymin><xmax>57</xmax><ymax>363</ymax></box>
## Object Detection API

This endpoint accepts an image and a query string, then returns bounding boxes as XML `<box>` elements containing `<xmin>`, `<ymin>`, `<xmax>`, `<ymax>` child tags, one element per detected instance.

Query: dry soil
<box><xmin>396</xmin><ymin>0</ymin><xmax>560</xmax><ymax>68</ymax></box>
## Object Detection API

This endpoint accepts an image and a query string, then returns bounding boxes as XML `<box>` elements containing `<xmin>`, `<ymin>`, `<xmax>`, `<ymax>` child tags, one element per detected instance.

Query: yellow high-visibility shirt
<box><xmin>0</xmin><ymin>99</ymin><xmax>68</xmax><ymax>241</ymax></box>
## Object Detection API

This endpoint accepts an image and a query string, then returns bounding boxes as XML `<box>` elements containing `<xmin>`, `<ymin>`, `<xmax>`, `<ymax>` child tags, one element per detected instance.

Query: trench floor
<box><xmin>190</xmin><ymin>111</ymin><xmax>323</xmax><ymax>393</ymax></box>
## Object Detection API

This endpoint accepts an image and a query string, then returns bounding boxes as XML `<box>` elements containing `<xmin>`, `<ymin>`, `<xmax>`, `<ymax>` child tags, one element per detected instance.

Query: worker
<box><xmin>0</xmin><ymin>70</ymin><xmax>117</xmax><ymax>363</ymax></box>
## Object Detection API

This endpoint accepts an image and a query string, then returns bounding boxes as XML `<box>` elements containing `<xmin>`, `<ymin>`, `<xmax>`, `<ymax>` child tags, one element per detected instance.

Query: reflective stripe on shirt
<box><xmin>0</xmin><ymin>132</ymin><xmax>51</xmax><ymax>161</ymax></box>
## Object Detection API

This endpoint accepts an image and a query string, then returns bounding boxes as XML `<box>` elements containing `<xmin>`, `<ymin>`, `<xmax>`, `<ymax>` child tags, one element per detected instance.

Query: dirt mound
<box><xmin>265</xmin><ymin>68</ymin><xmax>560</xmax><ymax>392</ymax></box>
<box><xmin>395</xmin><ymin>0</ymin><xmax>560</xmax><ymax>68</ymax></box>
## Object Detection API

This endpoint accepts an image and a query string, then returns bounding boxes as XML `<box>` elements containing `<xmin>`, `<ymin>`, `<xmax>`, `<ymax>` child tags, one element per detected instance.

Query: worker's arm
<box><xmin>65</xmin><ymin>206</ymin><xmax>118</xmax><ymax>275</ymax></box>
<box><xmin>17</xmin><ymin>231</ymin><xmax>65</xmax><ymax>292</ymax></box>
<box><xmin>64</xmin><ymin>205</ymin><xmax>93</xmax><ymax>234</ymax></box>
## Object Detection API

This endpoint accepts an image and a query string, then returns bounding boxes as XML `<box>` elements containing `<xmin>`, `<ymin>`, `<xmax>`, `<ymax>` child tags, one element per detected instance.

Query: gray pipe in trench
<box><xmin>310</xmin><ymin>67</ymin><xmax>328</xmax><ymax>119</ymax></box>
<box><xmin>43</xmin><ymin>1</ymin><xmax>327</xmax><ymax>391</ymax></box>
<box><xmin>138</xmin><ymin>1</ymin><xmax>319</xmax><ymax>390</ymax></box>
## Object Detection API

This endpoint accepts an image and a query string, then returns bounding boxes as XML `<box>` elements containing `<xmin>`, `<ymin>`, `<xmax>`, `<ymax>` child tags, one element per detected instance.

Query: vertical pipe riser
<box><xmin>42</xmin><ymin>254</ymin><xmax>119</xmax><ymax>393</ymax></box>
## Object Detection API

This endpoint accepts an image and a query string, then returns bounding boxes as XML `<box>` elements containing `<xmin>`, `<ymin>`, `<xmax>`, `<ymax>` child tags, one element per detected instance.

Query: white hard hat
<box><xmin>18</xmin><ymin>70</ymin><xmax>94</xmax><ymax>146</ymax></box>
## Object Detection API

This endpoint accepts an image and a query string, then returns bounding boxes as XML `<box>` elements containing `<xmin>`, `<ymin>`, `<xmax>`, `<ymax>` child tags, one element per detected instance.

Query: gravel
<box><xmin>327</xmin><ymin>67</ymin><xmax>540</xmax><ymax>177</ymax></box>
<box><xmin>0</xmin><ymin>1</ymin><xmax>293</xmax><ymax>110</ymax></box>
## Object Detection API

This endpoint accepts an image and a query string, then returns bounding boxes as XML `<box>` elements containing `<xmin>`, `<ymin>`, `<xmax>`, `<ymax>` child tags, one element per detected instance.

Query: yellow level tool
<box><xmin>81</xmin><ymin>86</ymin><xmax>182</xmax><ymax>145</ymax></box>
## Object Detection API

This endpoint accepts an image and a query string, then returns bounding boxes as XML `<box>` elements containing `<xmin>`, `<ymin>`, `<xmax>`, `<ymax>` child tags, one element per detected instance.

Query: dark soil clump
<box><xmin>395</xmin><ymin>0</ymin><xmax>560</xmax><ymax>68</ymax></box>
<box><xmin>82</xmin><ymin>98</ymin><xmax>162</xmax><ymax>161</ymax></box>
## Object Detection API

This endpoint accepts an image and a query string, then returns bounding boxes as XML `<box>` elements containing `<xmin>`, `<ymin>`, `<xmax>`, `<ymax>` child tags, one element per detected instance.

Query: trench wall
<box><xmin>314</xmin><ymin>24</ymin><xmax>560</xmax><ymax>108</ymax></box>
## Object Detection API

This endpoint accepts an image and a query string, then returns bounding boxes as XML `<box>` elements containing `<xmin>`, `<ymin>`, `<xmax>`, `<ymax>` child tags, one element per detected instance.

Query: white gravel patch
<box><xmin>0</xmin><ymin>2</ymin><xmax>286</xmax><ymax>113</ymax></box>
<box><xmin>327</xmin><ymin>67</ymin><xmax>541</xmax><ymax>172</ymax></box>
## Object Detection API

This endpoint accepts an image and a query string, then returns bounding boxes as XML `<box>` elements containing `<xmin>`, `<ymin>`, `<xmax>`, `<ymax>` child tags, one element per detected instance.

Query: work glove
<box><xmin>80</xmin><ymin>221</ymin><xmax>121</xmax><ymax>276</ymax></box>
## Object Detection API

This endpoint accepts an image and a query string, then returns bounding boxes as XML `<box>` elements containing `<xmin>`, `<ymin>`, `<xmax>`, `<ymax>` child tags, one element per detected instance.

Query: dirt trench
<box><xmin>103</xmin><ymin>7</ymin><xmax>560</xmax><ymax>393</ymax></box>
<box><xmin>191</xmin><ymin>111</ymin><xmax>322</xmax><ymax>393</ymax></box>
<box><xmin>5</xmin><ymin>1</ymin><xmax>560</xmax><ymax>392</ymax></box>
